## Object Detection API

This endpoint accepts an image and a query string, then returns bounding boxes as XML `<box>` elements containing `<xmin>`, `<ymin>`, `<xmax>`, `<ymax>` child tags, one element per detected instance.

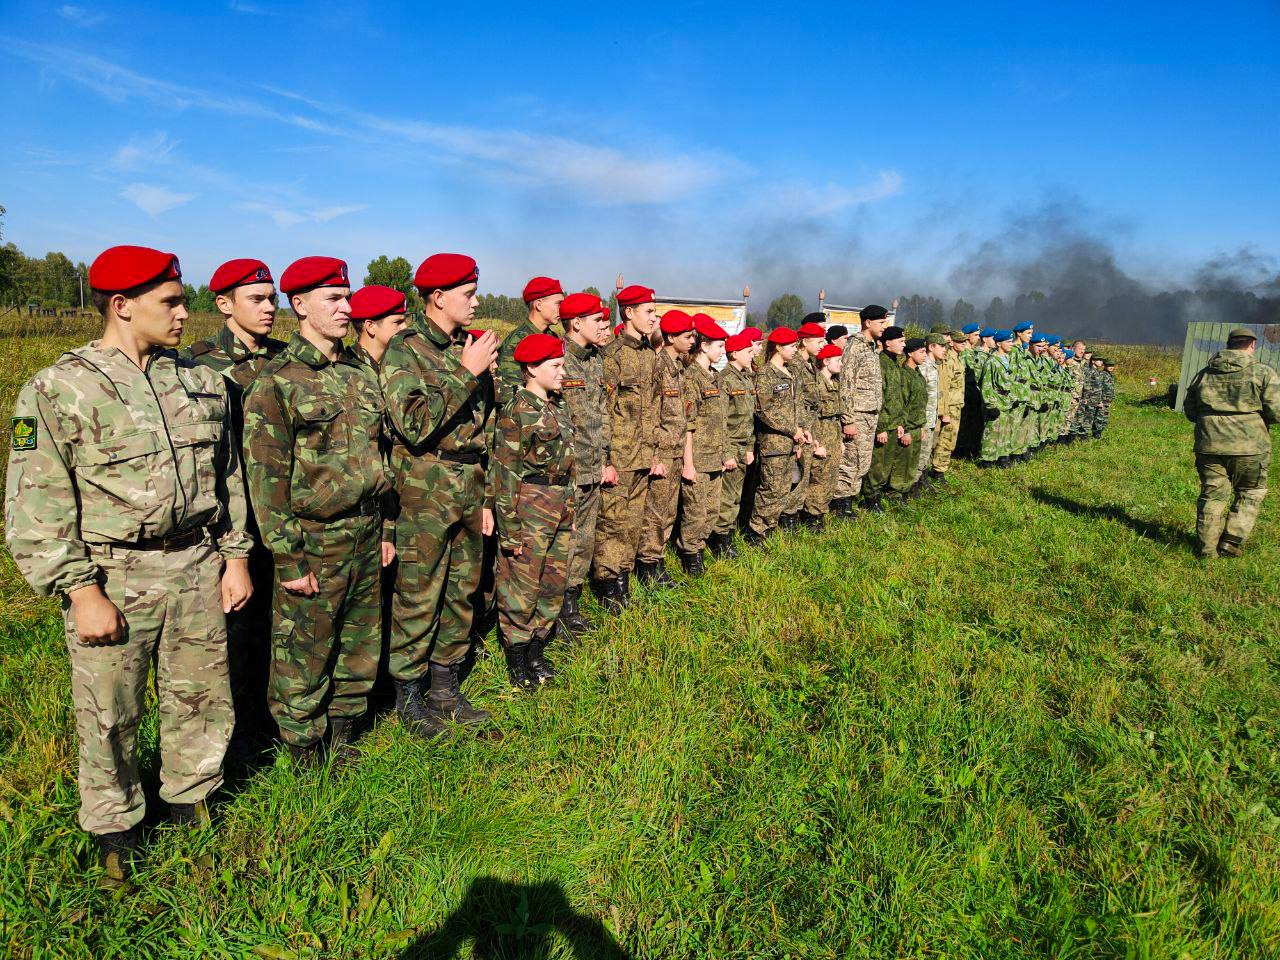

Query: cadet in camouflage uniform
<box><xmin>1073</xmin><ymin>357</ymin><xmax>1101</xmax><ymax>440</ymax></box>
<box><xmin>592</xmin><ymin>284</ymin><xmax>660</xmax><ymax>611</ymax></box>
<box><xmin>555</xmin><ymin>292</ymin><xmax>614</xmax><ymax>637</ymax></box>
<box><xmin>708</xmin><ymin>332</ymin><xmax>756</xmax><ymax>557</ymax></box>
<box><xmin>780</xmin><ymin>319</ymin><xmax>825</xmax><ymax>527</ymax></box>
<box><xmin>1063</xmin><ymin>342</ymin><xmax>1087</xmax><ymax>441</ymax></box>
<box><xmin>748</xmin><ymin>328</ymin><xmax>804</xmax><ymax>540</ymax></box>
<box><xmin>957</xmin><ymin>326</ymin><xmax>993</xmax><ymax>457</ymax></box>
<box><xmin>928</xmin><ymin>331</ymin><xmax>967</xmax><ymax>481</ymax></box>
<box><xmin>675</xmin><ymin>316</ymin><xmax>731</xmax><ymax>573</ymax></box>
<box><xmin>495</xmin><ymin>276</ymin><xmax>564</xmax><ymax>406</ymax></box>
<box><xmin>1095</xmin><ymin>360</ymin><xmax>1117</xmax><ymax>436</ymax></box>
<box><xmin>244</xmin><ymin>257</ymin><xmax>394</xmax><ymax>762</ymax></box>
<box><xmin>6</xmin><ymin>245</ymin><xmax>252</xmax><ymax>881</ymax></box>
<box><xmin>833</xmin><ymin>305</ymin><xmax>890</xmax><ymax>513</ymax></box>
<box><xmin>490</xmin><ymin>333</ymin><xmax>576</xmax><ymax>688</ymax></box>
<box><xmin>350</xmin><ymin>285</ymin><xmax>410</xmax><ymax>372</ymax></box>
<box><xmin>636</xmin><ymin>309</ymin><xmax>695</xmax><ymax>586</ymax></box>
<box><xmin>802</xmin><ymin>343</ymin><xmax>845</xmax><ymax>522</ymax></box>
<box><xmin>863</xmin><ymin>330</ymin><xmax>925</xmax><ymax>505</ymax></box>
<box><xmin>1183</xmin><ymin>327</ymin><xmax>1279</xmax><ymax>557</ymax></box>
<box><xmin>183</xmin><ymin>258</ymin><xmax>286</xmax><ymax>754</ymax></box>
<box><xmin>379</xmin><ymin>254</ymin><xmax>499</xmax><ymax>734</ymax></box>
<box><xmin>977</xmin><ymin>331</ymin><xmax>1024</xmax><ymax>466</ymax></box>
<box><xmin>911</xmin><ymin>335</ymin><xmax>944</xmax><ymax>487</ymax></box>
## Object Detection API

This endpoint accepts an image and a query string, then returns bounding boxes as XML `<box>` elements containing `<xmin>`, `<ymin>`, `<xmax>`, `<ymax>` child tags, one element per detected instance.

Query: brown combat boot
<box><xmin>168</xmin><ymin>798</ymin><xmax>211</xmax><ymax>828</ymax></box>
<box><xmin>425</xmin><ymin>660</ymin><xmax>491</xmax><ymax>726</ymax></box>
<box><xmin>95</xmin><ymin>826</ymin><xmax>142</xmax><ymax>889</ymax></box>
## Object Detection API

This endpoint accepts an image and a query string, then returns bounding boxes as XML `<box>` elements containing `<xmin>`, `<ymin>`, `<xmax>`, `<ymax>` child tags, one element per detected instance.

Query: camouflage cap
<box><xmin>929</xmin><ymin>323</ymin><xmax>950</xmax><ymax>334</ymax></box>
<box><xmin>949</xmin><ymin>330</ymin><xmax>968</xmax><ymax>343</ymax></box>
<box><xmin>1228</xmin><ymin>327</ymin><xmax>1257</xmax><ymax>342</ymax></box>
<box><xmin>926</xmin><ymin>333</ymin><xmax>948</xmax><ymax>346</ymax></box>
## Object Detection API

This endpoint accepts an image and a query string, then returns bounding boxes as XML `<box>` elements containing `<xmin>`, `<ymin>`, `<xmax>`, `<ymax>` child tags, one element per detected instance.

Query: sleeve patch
<box><xmin>11</xmin><ymin>416</ymin><xmax>36</xmax><ymax>451</ymax></box>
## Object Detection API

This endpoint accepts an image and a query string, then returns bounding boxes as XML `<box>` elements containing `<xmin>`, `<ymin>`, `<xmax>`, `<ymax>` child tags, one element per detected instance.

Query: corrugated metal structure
<box><xmin>1176</xmin><ymin>322</ymin><xmax>1280</xmax><ymax>411</ymax></box>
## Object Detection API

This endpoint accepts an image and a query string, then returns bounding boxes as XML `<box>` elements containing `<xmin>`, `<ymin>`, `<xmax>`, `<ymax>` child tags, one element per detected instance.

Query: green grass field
<box><xmin>1</xmin><ymin>334</ymin><xmax>1277</xmax><ymax>959</ymax></box>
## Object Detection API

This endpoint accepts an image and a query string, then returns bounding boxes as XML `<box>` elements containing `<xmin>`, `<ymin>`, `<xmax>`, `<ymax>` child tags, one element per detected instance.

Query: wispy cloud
<box><xmin>768</xmin><ymin>171</ymin><xmax>905</xmax><ymax>217</ymax></box>
<box><xmin>239</xmin><ymin>202</ymin><xmax>366</xmax><ymax>228</ymax></box>
<box><xmin>121</xmin><ymin>183</ymin><xmax>196</xmax><ymax>216</ymax></box>
<box><xmin>113</xmin><ymin>131</ymin><xmax>178</xmax><ymax>170</ymax></box>
<box><xmin>56</xmin><ymin>5</ymin><xmax>106</xmax><ymax>28</ymax></box>
<box><xmin>228</xmin><ymin>0</ymin><xmax>273</xmax><ymax>13</ymax></box>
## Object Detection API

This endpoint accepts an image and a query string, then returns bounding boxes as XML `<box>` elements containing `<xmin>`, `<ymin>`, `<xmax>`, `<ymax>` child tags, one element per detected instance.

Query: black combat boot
<box><xmin>743</xmin><ymin>527</ymin><xmax>768</xmax><ymax>546</ymax></box>
<box><xmin>619</xmin><ymin>572</ymin><xmax>632</xmax><ymax>605</ymax></box>
<box><xmin>169</xmin><ymin>798</ymin><xmax>211</xmax><ymax>828</ymax></box>
<box><xmin>928</xmin><ymin>468</ymin><xmax>948</xmax><ymax>485</ymax></box>
<box><xmin>592</xmin><ymin>576</ymin><xmax>625</xmax><ymax>613</ymax></box>
<box><xmin>527</xmin><ymin>628</ymin><xmax>557</xmax><ymax>684</ymax></box>
<box><xmin>677</xmin><ymin>549</ymin><xmax>705</xmax><ymax>575</ymax></box>
<box><xmin>705</xmin><ymin>532</ymin><xmax>727</xmax><ymax>557</ymax></box>
<box><xmin>394</xmin><ymin>677</ymin><xmax>437</xmax><ymax>739</ymax></box>
<box><xmin>327</xmin><ymin>716</ymin><xmax>361</xmax><ymax>766</ymax></box>
<box><xmin>633</xmin><ymin>559</ymin><xmax>659</xmax><ymax>585</ymax></box>
<box><xmin>863</xmin><ymin>495</ymin><xmax>885</xmax><ymax>513</ymax></box>
<box><xmin>425</xmin><ymin>660</ymin><xmax>491</xmax><ymax>726</ymax></box>
<box><xmin>95</xmin><ymin>826</ymin><xmax>142</xmax><ymax>888</ymax></box>
<box><xmin>1218</xmin><ymin>536</ymin><xmax>1244</xmax><ymax>558</ymax></box>
<box><xmin>504</xmin><ymin>644</ymin><xmax>538</xmax><ymax>691</ymax></box>
<box><xmin>285</xmin><ymin>740</ymin><xmax>322</xmax><ymax>768</ymax></box>
<box><xmin>556</xmin><ymin>585</ymin><xmax>593</xmax><ymax>637</ymax></box>
<box><xmin>997</xmin><ymin>456</ymin><xmax>1012</xmax><ymax>468</ymax></box>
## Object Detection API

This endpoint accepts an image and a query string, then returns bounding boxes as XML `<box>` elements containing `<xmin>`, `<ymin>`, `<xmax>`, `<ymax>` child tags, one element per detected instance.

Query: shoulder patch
<box><xmin>11</xmin><ymin>416</ymin><xmax>36</xmax><ymax>451</ymax></box>
<box><xmin>561</xmin><ymin>378</ymin><xmax>586</xmax><ymax>389</ymax></box>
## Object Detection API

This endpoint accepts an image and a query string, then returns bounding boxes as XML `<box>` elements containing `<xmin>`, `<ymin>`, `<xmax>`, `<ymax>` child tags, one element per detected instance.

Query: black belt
<box><xmin>431</xmin><ymin>450</ymin><xmax>484</xmax><ymax>464</ymax></box>
<box><xmin>118</xmin><ymin>527</ymin><xmax>207</xmax><ymax>553</ymax></box>
<box><xmin>524</xmin><ymin>473</ymin><xmax>571</xmax><ymax>487</ymax></box>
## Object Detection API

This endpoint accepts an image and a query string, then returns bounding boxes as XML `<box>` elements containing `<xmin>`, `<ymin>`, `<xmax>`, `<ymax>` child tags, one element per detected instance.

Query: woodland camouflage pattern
<box><xmin>677</xmin><ymin>362</ymin><xmax>727</xmax><ymax>553</ymax></box>
<box><xmin>561</xmin><ymin>338</ymin><xmax>611</xmax><ymax>588</ymax></box>
<box><xmin>639</xmin><ymin>349</ymin><xmax>688</xmax><ymax>562</ymax></box>
<box><xmin>495</xmin><ymin>319</ymin><xmax>545</xmax><ymax>407</ymax></box>
<box><xmin>804</xmin><ymin>366</ymin><xmax>843</xmax><ymax>516</ymax></box>
<box><xmin>782</xmin><ymin>354</ymin><xmax>817</xmax><ymax>517</ymax></box>
<box><xmin>749</xmin><ymin>359</ymin><xmax>799</xmax><ymax>536</ymax></box>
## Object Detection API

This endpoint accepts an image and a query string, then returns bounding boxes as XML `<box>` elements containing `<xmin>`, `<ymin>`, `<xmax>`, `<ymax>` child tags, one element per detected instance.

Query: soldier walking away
<box><xmin>708</xmin><ymin>332</ymin><xmax>756</xmax><ymax>558</ymax></box>
<box><xmin>833</xmin><ymin>304</ymin><xmax>890</xmax><ymax>515</ymax></box>
<box><xmin>592</xmin><ymin>284</ymin><xmax>660</xmax><ymax>611</ymax></box>
<box><xmin>674</xmin><ymin>315</ymin><xmax>731</xmax><ymax>574</ymax></box>
<box><xmin>380</xmin><ymin>254</ymin><xmax>499</xmax><ymax>736</ymax></box>
<box><xmin>1183</xmin><ymin>327</ymin><xmax>1279</xmax><ymax>558</ymax></box>
<box><xmin>6</xmin><ymin>245</ymin><xmax>253</xmax><ymax>885</ymax></box>
<box><xmin>496</xmin><ymin>276</ymin><xmax>564</xmax><ymax>406</ymax></box>
<box><xmin>747</xmin><ymin>328</ymin><xmax>804</xmax><ymax>541</ymax></box>
<box><xmin>490</xmin><ymin>333</ymin><xmax>576</xmax><ymax>689</ymax></box>
<box><xmin>184</xmin><ymin>258</ymin><xmax>286</xmax><ymax>759</ymax></box>
<box><xmin>555</xmin><ymin>292</ymin><xmax>614</xmax><ymax>638</ymax></box>
<box><xmin>244</xmin><ymin>257</ymin><xmax>395</xmax><ymax>765</ymax></box>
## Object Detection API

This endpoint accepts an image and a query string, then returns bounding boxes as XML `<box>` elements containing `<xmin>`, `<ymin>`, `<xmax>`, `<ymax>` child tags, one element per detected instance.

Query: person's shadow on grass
<box><xmin>1031</xmin><ymin>487</ymin><xmax>1197</xmax><ymax>550</ymax></box>
<box><xmin>399</xmin><ymin>877</ymin><xmax>631</xmax><ymax>960</ymax></box>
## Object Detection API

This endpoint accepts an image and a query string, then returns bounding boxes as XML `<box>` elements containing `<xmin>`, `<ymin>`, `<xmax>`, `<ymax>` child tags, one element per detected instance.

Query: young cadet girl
<box><xmin>708</xmin><ymin>332</ymin><xmax>756</xmax><ymax>557</ymax></box>
<box><xmin>488</xmin><ymin>333</ymin><xmax>576</xmax><ymax>691</ymax></box>
<box><xmin>674</xmin><ymin>315</ymin><xmax>731</xmax><ymax>574</ymax></box>
<box><xmin>802</xmin><ymin>343</ymin><xmax>844</xmax><ymax>523</ymax></box>
<box><xmin>747</xmin><ymin>327</ymin><xmax>804</xmax><ymax>542</ymax></box>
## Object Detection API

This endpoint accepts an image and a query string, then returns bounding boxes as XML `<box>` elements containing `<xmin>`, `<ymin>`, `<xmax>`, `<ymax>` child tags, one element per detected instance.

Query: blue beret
<box><xmin>1030</xmin><ymin>334</ymin><xmax>1047</xmax><ymax>344</ymax></box>
<box><xmin>961</xmin><ymin>322</ymin><xmax>980</xmax><ymax>335</ymax></box>
<box><xmin>979</xmin><ymin>327</ymin><xmax>995</xmax><ymax>339</ymax></box>
<box><xmin>1013</xmin><ymin>321</ymin><xmax>1034</xmax><ymax>333</ymax></box>
<box><xmin>1047</xmin><ymin>334</ymin><xmax>1061</xmax><ymax>345</ymax></box>
<box><xmin>994</xmin><ymin>330</ymin><xmax>1013</xmax><ymax>343</ymax></box>
<box><xmin>1063</xmin><ymin>349</ymin><xmax>1074</xmax><ymax>358</ymax></box>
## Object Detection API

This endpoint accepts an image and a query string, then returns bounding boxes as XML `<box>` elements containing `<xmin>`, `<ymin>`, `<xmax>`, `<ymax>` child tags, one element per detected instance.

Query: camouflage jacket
<box><xmin>496</xmin><ymin>319</ymin><xmax>558</xmax><ymax>407</ymax></box>
<box><xmin>602</xmin><ymin>333</ymin><xmax>659</xmax><ymax>472</ymax></box>
<box><xmin>560</xmin><ymin>338</ymin><xmax>611</xmax><ymax>486</ymax></box>
<box><xmin>978</xmin><ymin>352</ymin><xmax>1024</xmax><ymax>414</ymax></box>
<box><xmin>488</xmin><ymin>388</ymin><xmax>576</xmax><ymax>552</ymax></box>
<box><xmin>1099</xmin><ymin>370</ymin><xmax>1116</xmax><ymax>405</ymax></box>
<box><xmin>840</xmin><ymin>333</ymin><xmax>882</xmax><ymax>418</ymax></box>
<box><xmin>919</xmin><ymin>358</ymin><xmax>940</xmax><ymax>428</ymax></box>
<box><xmin>6</xmin><ymin>342</ymin><xmax>251</xmax><ymax>597</ymax></box>
<box><xmin>814</xmin><ymin>367</ymin><xmax>843</xmax><ymax>421</ymax></box>
<box><xmin>1184</xmin><ymin>349</ymin><xmax>1280</xmax><ymax>455</ymax></box>
<box><xmin>720</xmin><ymin>364</ymin><xmax>756</xmax><ymax>462</ymax></box>
<box><xmin>183</xmin><ymin>324</ymin><xmax>288</xmax><ymax>394</ymax></box>
<box><xmin>243</xmin><ymin>333</ymin><xmax>390</xmax><ymax>582</ymax></box>
<box><xmin>787</xmin><ymin>354</ymin><xmax>819</xmax><ymax>432</ymax></box>
<box><xmin>754</xmin><ymin>360</ymin><xmax>800</xmax><ymax>456</ymax></box>
<box><xmin>937</xmin><ymin>350</ymin><xmax>967</xmax><ymax>420</ymax></box>
<box><xmin>653</xmin><ymin>350</ymin><xmax>688</xmax><ymax>460</ymax></box>
<box><xmin>901</xmin><ymin>362</ymin><xmax>928</xmax><ymax>434</ymax></box>
<box><xmin>1066</xmin><ymin>359</ymin><xmax>1085</xmax><ymax>404</ymax></box>
<box><xmin>684</xmin><ymin>361</ymin><xmax>728</xmax><ymax>473</ymax></box>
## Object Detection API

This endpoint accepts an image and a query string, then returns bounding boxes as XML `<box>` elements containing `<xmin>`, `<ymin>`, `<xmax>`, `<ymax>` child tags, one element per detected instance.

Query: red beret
<box><xmin>767</xmin><ymin>327</ymin><xmax>799</xmax><ymax>345</ymax></box>
<box><xmin>659</xmin><ymin>310</ymin><xmax>694</xmax><ymax>335</ymax></box>
<box><xmin>414</xmin><ymin>253</ymin><xmax>478</xmax><ymax>291</ymax></box>
<box><xmin>693</xmin><ymin>314</ymin><xmax>728</xmax><ymax>340</ymax></box>
<box><xmin>209</xmin><ymin>258</ymin><xmax>272</xmax><ymax>294</ymax></box>
<box><xmin>725</xmin><ymin>332</ymin><xmax>753</xmax><ymax>354</ymax></box>
<box><xmin>614</xmin><ymin>323</ymin><xmax>625</xmax><ymax>337</ymax></box>
<box><xmin>817</xmin><ymin>343</ymin><xmax>842</xmax><ymax>361</ymax></box>
<box><xmin>89</xmin><ymin>245</ymin><xmax>181</xmax><ymax>293</ymax></box>
<box><xmin>616</xmin><ymin>284</ymin><xmax>655</xmax><ymax>307</ymax></box>
<box><xmin>560</xmin><ymin>292</ymin><xmax>604</xmax><ymax>321</ymax></box>
<box><xmin>468</xmin><ymin>328</ymin><xmax>488</xmax><ymax>339</ymax></box>
<box><xmin>522</xmin><ymin>276</ymin><xmax>563</xmax><ymax>303</ymax></box>
<box><xmin>512</xmin><ymin>332</ymin><xmax>564</xmax><ymax>364</ymax></box>
<box><xmin>797</xmin><ymin>321</ymin><xmax>826</xmax><ymax>339</ymax></box>
<box><xmin>349</xmin><ymin>285</ymin><xmax>407</xmax><ymax>321</ymax></box>
<box><xmin>742</xmin><ymin>325</ymin><xmax>764</xmax><ymax>342</ymax></box>
<box><xmin>280</xmin><ymin>256</ymin><xmax>349</xmax><ymax>295</ymax></box>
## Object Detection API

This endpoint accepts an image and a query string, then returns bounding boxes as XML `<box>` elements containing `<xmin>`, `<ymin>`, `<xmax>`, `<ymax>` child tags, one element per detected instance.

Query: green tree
<box><xmin>984</xmin><ymin>296</ymin><xmax>1007</xmax><ymax>326</ymax></box>
<box><xmin>364</xmin><ymin>255</ymin><xmax>423</xmax><ymax>313</ymax></box>
<box><xmin>40</xmin><ymin>252</ymin><xmax>78</xmax><ymax>307</ymax></box>
<box><xmin>766</xmin><ymin>293</ymin><xmax>804</xmax><ymax>330</ymax></box>
<box><xmin>183</xmin><ymin>283</ymin><xmax>218</xmax><ymax>314</ymax></box>
<box><xmin>951</xmin><ymin>299</ymin><xmax>977</xmax><ymax>327</ymax></box>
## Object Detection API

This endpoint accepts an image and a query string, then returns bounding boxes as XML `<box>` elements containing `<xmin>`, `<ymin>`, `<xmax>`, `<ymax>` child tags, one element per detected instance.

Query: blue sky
<box><xmin>1</xmin><ymin>0</ymin><xmax>1277</xmax><ymax>306</ymax></box>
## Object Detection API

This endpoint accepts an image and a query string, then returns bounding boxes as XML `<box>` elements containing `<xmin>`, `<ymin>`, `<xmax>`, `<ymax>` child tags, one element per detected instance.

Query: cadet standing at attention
<box><xmin>747</xmin><ymin>328</ymin><xmax>804</xmax><ymax>541</ymax></box>
<box><xmin>977</xmin><ymin>330</ymin><xmax>1022</xmax><ymax>468</ymax></box>
<box><xmin>1183</xmin><ymin>327</ymin><xmax>1279</xmax><ymax>558</ymax></box>
<box><xmin>708</xmin><ymin>331</ymin><xmax>756</xmax><ymax>557</ymax></box>
<box><xmin>496</xmin><ymin>276</ymin><xmax>564</xmax><ymax>405</ymax></box>
<box><xmin>350</xmin><ymin>285</ymin><xmax>410</xmax><ymax>371</ymax></box>
<box><xmin>636</xmin><ymin>309</ymin><xmax>696</xmax><ymax>586</ymax></box>
<box><xmin>927</xmin><ymin>330</ymin><xmax>967</xmax><ymax>483</ymax></box>
<box><xmin>555</xmin><ymin>292</ymin><xmax>614</xmax><ymax>638</ymax></box>
<box><xmin>674</xmin><ymin>315</ymin><xmax>731</xmax><ymax>573</ymax></box>
<box><xmin>833</xmin><ymin>305</ymin><xmax>889</xmax><ymax>515</ymax></box>
<box><xmin>911</xmin><ymin>334</ymin><xmax>944</xmax><ymax>490</ymax></box>
<box><xmin>862</xmin><ymin>326</ymin><xmax>913</xmax><ymax>510</ymax></box>
<box><xmin>184</xmin><ymin>257</ymin><xmax>285</xmax><ymax>755</ymax></box>
<box><xmin>379</xmin><ymin>254</ymin><xmax>498</xmax><ymax>735</ymax></box>
<box><xmin>244</xmin><ymin>257</ymin><xmax>394</xmax><ymax>765</ymax></box>
<box><xmin>490</xmin><ymin>333</ymin><xmax>576</xmax><ymax>688</ymax></box>
<box><xmin>780</xmin><ymin>319</ymin><xmax>826</xmax><ymax>528</ymax></box>
<box><xmin>803</xmin><ymin>342</ymin><xmax>845</xmax><ymax>523</ymax></box>
<box><xmin>592</xmin><ymin>284</ymin><xmax>660</xmax><ymax>611</ymax></box>
<box><xmin>7</xmin><ymin>245</ymin><xmax>253</xmax><ymax>882</ymax></box>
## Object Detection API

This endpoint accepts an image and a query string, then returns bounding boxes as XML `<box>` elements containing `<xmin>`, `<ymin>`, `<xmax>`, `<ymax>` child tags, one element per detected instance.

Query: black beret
<box><xmin>881</xmin><ymin>325</ymin><xmax>905</xmax><ymax>341</ymax></box>
<box><xmin>801</xmin><ymin>312</ymin><xmax>827</xmax><ymax>327</ymax></box>
<box><xmin>825</xmin><ymin>324</ymin><xmax>848</xmax><ymax>342</ymax></box>
<box><xmin>861</xmin><ymin>304</ymin><xmax>889</xmax><ymax>322</ymax></box>
<box><xmin>905</xmin><ymin>338</ymin><xmax>927</xmax><ymax>353</ymax></box>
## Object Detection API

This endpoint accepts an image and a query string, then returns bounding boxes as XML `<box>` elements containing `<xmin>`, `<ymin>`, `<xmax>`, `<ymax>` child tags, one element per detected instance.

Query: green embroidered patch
<box><xmin>11</xmin><ymin>417</ymin><xmax>36</xmax><ymax>451</ymax></box>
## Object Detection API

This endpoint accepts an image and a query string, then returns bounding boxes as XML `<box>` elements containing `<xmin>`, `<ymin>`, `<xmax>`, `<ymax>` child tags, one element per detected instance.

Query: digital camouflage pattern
<box><xmin>749</xmin><ymin>359</ymin><xmax>799</xmax><ymax>536</ymax></box>
<box><xmin>912</xmin><ymin>357</ymin><xmax>940</xmax><ymax>483</ymax></box>
<box><xmin>713</xmin><ymin>363</ymin><xmax>756</xmax><ymax>538</ymax></box>
<box><xmin>561</xmin><ymin>338</ymin><xmax>611</xmax><ymax>588</ymax></box>
<box><xmin>677</xmin><ymin>362</ymin><xmax>727</xmax><ymax>553</ymax></box>
<box><xmin>380</xmin><ymin>317</ymin><xmax>494</xmax><ymax>670</ymax></box>
<box><xmin>804</xmin><ymin>367</ymin><xmax>843</xmax><ymax>516</ymax></box>
<box><xmin>639</xmin><ymin>349</ymin><xmax>687</xmax><ymax>563</ymax></box>
<box><xmin>837</xmin><ymin>333</ymin><xmax>883</xmax><ymax>498</ymax></box>
<box><xmin>490</xmin><ymin>388</ymin><xmax>576</xmax><ymax>645</ymax></box>
<box><xmin>782</xmin><ymin>354</ymin><xmax>817</xmax><ymax>518</ymax></box>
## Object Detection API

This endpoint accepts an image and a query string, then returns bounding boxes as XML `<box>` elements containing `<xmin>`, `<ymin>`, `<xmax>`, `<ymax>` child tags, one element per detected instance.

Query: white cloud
<box><xmin>57</xmin><ymin>5</ymin><xmax>106</xmax><ymax>28</ymax></box>
<box><xmin>113</xmin><ymin>131</ymin><xmax>177</xmax><ymax>170</ymax></box>
<box><xmin>769</xmin><ymin>170</ymin><xmax>905</xmax><ymax>217</ymax></box>
<box><xmin>240</xmin><ymin>202</ymin><xmax>365</xmax><ymax>228</ymax></box>
<box><xmin>121</xmin><ymin>183</ymin><xmax>195</xmax><ymax>216</ymax></box>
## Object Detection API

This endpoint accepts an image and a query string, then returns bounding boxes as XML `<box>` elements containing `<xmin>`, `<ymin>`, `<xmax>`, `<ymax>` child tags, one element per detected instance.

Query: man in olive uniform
<box><xmin>495</xmin><ymin>276</ymin><xmax>564</xmax><ymax>405</ymax></box>
<box><xmin>592</xmin><ymin>284</ymin><xmax>660</xmax><ymax>610</ymax></box>
<box><xmin>244</xmin><ymin>257</ymin><xmax>394</xmax><ymax>763</ymax></box>
<box><xmin>863</xmin><ymin>328</ymin><xmax>920</xmax><ymax>508</ymax></box>
<box><xmin>379</xmin><ymin>254</ymin><xmax>499</xmax><ymax>734</ymax></box>
<box><xmin>928</xmin><ymin>330</ymin><xmax>967</xmax><ymax>482</ymax></box>
<box><xmin>1183</xmin><ymin>327</ymin><xmax>1279</xmax><ymax>557</ymax></box>
<box><xmin>557</xmin><ymin>292</ymin><xmax>615</xmax><ymax>636</ymax></box>
<box><xmin>184</xmin><ymin>258</ymin><xmax>286</xmax><ymax>755</ymax></box>
<box><xmin>709</xmin><ymin>331</ymin><xmax>756</xmax><ymax>557</ymax></box>
<box><xmin>833</xmin><ymin>305</ymin><xmax>890</xmax><ymax>514</ymax></box>
<box><xmin>6</xmin><ymin>245</ymin><xmax>252</xmax><ymax>882</ymax></box>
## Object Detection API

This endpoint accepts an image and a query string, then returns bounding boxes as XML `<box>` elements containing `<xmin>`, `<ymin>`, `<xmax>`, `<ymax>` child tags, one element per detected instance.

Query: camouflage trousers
<box><xmin>496</xmin><ymin>482</ymin><xmax>574</xmax><ymax>647</ymax></box>
<box><xmin>1093</xmin><ymin>402</ymin><xmax>1113</xmax><ymax>435</ymax></box>
<box><xmin>866</xmin><ymin>433</ymin><xmax>921</xmax><ymax>497</ymax></box>
<box><xmin>271</xmin><ymin>509</ymin><xmax>381</xmax><ymax>748</ymax></box>
<box><xmin>713</xmin><ymin>460</ymin><xmax>749</xmax><ymax>537</ymax></box>
<box><xmin>979</xmin><ymin>407</ymin><xmax>1010</xmax><ymax>462</ymax></box>
<box><xmin>676</xmin><ymin>470</ymin><xmax>723</xmax><ymax>553</ymax></box>
<box><xmin>931</xmin><ymin>417</ymin><xmax>961</xmax><ymax>474</ymax></box>
<box><xmin>1070</xmin><ymin>403</ymin><xmax>1095</xmax><ymax>438</ymax></box>
<box><xmin>1195</xmin><ymin>451</ymin><xmax>1271</xmax><ymax>555</ymax></box>
<box><xmin>594</xmin><ymin>468</ymin><xmax>650</xmax><ymax>579</ymax></box>
<box><xmin>804</xmin><ymin>418</ymin><xmax>842</xmax><ymax>515</ymax></box>
<box><xmin>391</xmin><ymin>460</ymin><xmax>485</xmax><ymax>673</ymax></box>
<box><xmin>639</xmin><ymin>455</ymin><xmax>681</xmax><ymax>563</ymax></box>
<box><xmin>912</xmin><ymin>427</ymin><xmax>936</xmax><ymax>483</ymax></box>
<box><xmin>782</xmin><ymin>445</ymin><xmax>813</xmax><ymax>517</ymax></box>
<box><xmin>836</xmin><ymin>411</ymin><xmax>878</xmax><ymax>498</ymax></box>
<box><xmin>749</xmin><ymin>450</ymin><xmax>797</xmax><ymax>536</ymax></box>
<box><xmin>65</xmin><ymin>537</ymin><xmax>231</xmax><ymax>834</ymax></box>
<box><xmin>566</xmin><ymin>482</ymin><xmax>601</xmax><ymax>589</ymax></box>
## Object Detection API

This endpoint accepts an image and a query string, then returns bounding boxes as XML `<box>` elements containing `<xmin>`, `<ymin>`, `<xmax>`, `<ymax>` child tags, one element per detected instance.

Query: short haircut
<box><xmin>91</xmin><ymin>278</ymin><xmax>166</xmax><ymax>317</ymax></box>
<box><xmin>1227</xmin><ymin>334</ymin><xmax>1255</xmax><ymax>350</ymax></box>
